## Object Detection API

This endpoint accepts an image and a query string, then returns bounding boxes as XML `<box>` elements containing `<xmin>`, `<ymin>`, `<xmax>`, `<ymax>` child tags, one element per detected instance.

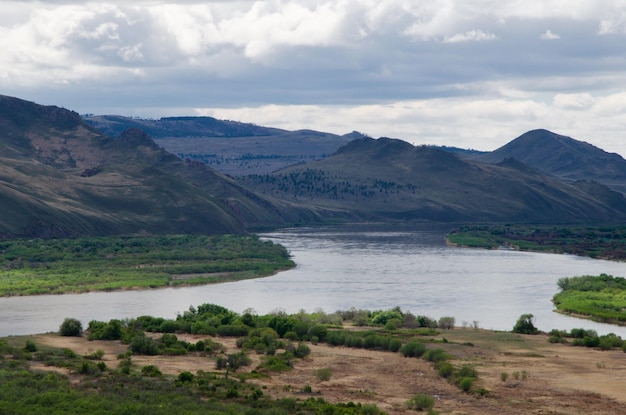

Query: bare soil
<box><xmin>32</xmin><ymin>328</ymin><xmax>626</xmax><ymax>415</ymax></box>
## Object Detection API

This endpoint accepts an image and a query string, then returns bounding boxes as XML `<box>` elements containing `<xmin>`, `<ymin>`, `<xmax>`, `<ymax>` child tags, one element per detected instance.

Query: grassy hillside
<box><xmin>0</xmin><ymin>95</ymin><xmax>315</xmax><ymax>238</ymax></box>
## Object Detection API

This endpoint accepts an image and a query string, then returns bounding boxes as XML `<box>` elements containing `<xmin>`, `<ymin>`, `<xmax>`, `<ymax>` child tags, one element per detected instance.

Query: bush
<box><xmin>24</xmin><ymin>340</ymin><xmax>37</xmax><ymax>353</ymax></box>
<box><xmin>177</xmin><ymin>371</ymin><xmax>194</xmax><ymax>383</ymax></box>
<box><xmin>436</xmin><ymin>361</ymin><xmax>454</xmax><ymax>378</ymax></box>
<box><xmin>388</xmin><ymin>338</ymin><xmax>402</xmax><ymax>352</ymax></box>
<box><xmin>512</xmin><ymin>314</ymin><xmax>538</xmax><ymax>334</ymax></box>
<box><xmin>307</xmin><ymin>325</ymin><xmax>328</xmax><ymax>342</ymax></box>
<box><xmin>400</xmin><ymin>341</ymin><xmax>426</xmax><ymax>358</ymax></box>
<box><xmin>60</xmin><ymin>318</ymin><xmax>83</xmax><ymax>337</ymax></box>
<box><xmin>458</xmin><ymin>376</ymin><xmax>474</xmax><ymax>392</ymax></box>
<box><xmin>438</xmin><ymin>316</ymin><xmax>455</xmax><ymax>329</ymax></box>
<box><xmin>315</xmin><ymin>367</ymin><xmax>332</xmax><ymax>381</ymax></box>
<box><xmin>141</xmin><ymin>365</ymin><xmax>162</xmax><ymax>377</ymax></box>
<box><xmin>406</xmin><ymin>393</ymin><xmax>435</xmax><ymax>411</ymax></box>
<box><xmin>291</xmin><ymin>342</ymin><xmax>311</xmax><ymax>358</ymax></box>
<box><xmin>423</xmin><ymin>348</ymin><xmax>448</xmax><ymax>363</ymax></box>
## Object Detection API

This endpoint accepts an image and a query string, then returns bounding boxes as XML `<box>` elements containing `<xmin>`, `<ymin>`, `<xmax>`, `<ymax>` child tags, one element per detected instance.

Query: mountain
<box><xmin>0</xmin><ymin>95</ymin><xmax>313</xmax><ymax>239</ymax></box>
<box><xmin>470</xmin><ymin>129</ymin><xmax>626</xmax><ymax>194</ymax></box>
<box><xmin>240</xmin><ymin>136</ymin><xmax>626</xmax><ymax>223</ymax></box>
<box><xmin>84</xmin><ymin>115</ymin><xmax>357</xmax><ymax>175</ymax></box>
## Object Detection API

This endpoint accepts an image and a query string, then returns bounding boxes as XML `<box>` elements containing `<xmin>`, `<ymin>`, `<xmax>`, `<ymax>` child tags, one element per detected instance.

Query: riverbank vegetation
<box><xmin>3</xmin><ymin>305</ymin><xmax>626</xmax><ymax>414</ymax></box>
<box><xmin>447</xmin><ymin>224</ymin><xmax>626</xmax><ymax>260</ymax></box>
<box><xmin>0</xmin><ymin>305</ymin><xmax>471</xmax><ymax>415</ymax></box>
<box><xmin>0</xmin><ymin>234</ymin><xmax>294</xmax><ymax>296</ymax></box>
<box><xmin>553</xmin><ymin>274</ymin><xmax>626</xmax><ymax>326</ymax></box>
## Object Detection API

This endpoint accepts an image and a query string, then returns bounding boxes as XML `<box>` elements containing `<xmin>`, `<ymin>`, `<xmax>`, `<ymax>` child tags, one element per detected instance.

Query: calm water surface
<box><xmin>2</xmin><ymin>224</ymin><xmax>626</xmax><ymax>337</ymax></box>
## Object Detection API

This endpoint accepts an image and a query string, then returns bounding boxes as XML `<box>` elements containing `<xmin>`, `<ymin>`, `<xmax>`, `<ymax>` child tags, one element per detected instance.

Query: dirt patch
<box><xmin>30</xmin><ymin>329</ymin><xmax>626</xmax><ymax>415</ymax></box>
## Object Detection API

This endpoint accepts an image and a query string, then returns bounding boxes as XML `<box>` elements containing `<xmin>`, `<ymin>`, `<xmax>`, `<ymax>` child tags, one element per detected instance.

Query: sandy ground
<box><xmin>31</xmin><ymin>328</ymin><xmax>626</xmax><ymax>415</ymax></box>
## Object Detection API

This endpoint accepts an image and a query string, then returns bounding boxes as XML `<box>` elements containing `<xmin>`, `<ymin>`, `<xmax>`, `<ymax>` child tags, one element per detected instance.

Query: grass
<box><xmin>553</xmin><ymin>274</ymin><xmax>626</xmax><ymax>325</ymax></box>
<box><xmin>0</xmin><ymin>234</ymin><xmax>294</xmax><ymax>296</ymax></box>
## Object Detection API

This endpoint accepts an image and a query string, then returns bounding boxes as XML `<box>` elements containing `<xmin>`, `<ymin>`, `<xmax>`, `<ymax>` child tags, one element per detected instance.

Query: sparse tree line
<box><xmin>512</xmin><ymin>312</ymin><xmax>626</xmax><ymax>351</ymax></box>
<box><xmin>240</xmin><ymin>169</ymin><xmax>420</xmax><ymax>201</ymax></box>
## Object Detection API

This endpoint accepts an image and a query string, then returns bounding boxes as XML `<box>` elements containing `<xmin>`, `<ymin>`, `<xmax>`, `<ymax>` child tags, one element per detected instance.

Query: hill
<box><xmin>0</xmin><ymin>95</ymin><xmax>313</xmax><ymax>238</ymax></box>
<box><xmin>240</xmin><ymin>136</ymin><xmax>626</xmax><ymax>223</ymax></box>
<box><xmin>84</xmin><ymin>115</ymin><xmax>357</xmax><ymax>175</ymax></box>
<box><xmin>470</xmin><ymin>129</ymin><xmax>626</xmax><ymax>194</ymax></box>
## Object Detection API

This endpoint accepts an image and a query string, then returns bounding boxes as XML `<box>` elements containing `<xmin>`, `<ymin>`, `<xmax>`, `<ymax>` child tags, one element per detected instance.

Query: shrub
<box><xmin>388</xmin><ymin>338</ymin><xmax>402</xmax><ymax>352</ymax></box>
<box><xmin>500</xmin><ymin>372</ymin><xmax>508</xmax><ymax>382</ymax></box>
<box><xmin>406</xmin><ymin>393</ymin><xmax>435</xmax><ymax>411</ymax></box>
<box><xmin>370</xmin><ymin>309</ymin><xmax>403</xmax><ymax>326</ymax></box>
<box><xmin>400</xmin><ymin>341</ymin><xmax>426</xmax><ymax>358</ymax></box>
<box><xmin>423</xmin><ymin>348</ymin><xmax>448</xmax><ymax>363</ymax></box>
<box><xmin>458</xmin><ymin>376</ymin><xmax>474</xmax><ymax>392</ymax></box>
<box><xmin>438</xmin><ymin>316</ymin><xmax>455</xmax><ymax>330</ymax></box>
<box><xmin>216</xmin><ymin>351</ymin><xmax>251</xmax><ymax>371</ymax></box>
<box><xmin>315</xmin><ymin>367</ymin><xmax>332</xmax><ymax>381</ymax></box>
<box><xmin>60</xmin><ymin>318</ymin><xmax>83</xmax><ymax>337</ymax></box>
<box><xmin>291</xmin><ymin>342</ymin><xmax>311</xmax><ymax>358</ymax></box>
<box><xmin>130</xmin><ymin>334</ymin><xmax>159</xmax><ymax>355</ymax></box>
<box><xmin>24</xmin><ymin>340</ymin><xmax>37</xmax><ymax>353</ymax></box>
<box><xmin>436</xmin><ymin>361</ymin><xmax>454</xmax><ymax>378</ymax></box>
<box><xmin>307</xmin><ymin>325</ymin><xmax>328</xmax><ymax>342</ymax></box>
<box><xmin>457</xmin><ymin>365</ymin><xmax>477</xmax><ymax>379</ymax></box>
<box><xmin>141</xmin><ymin>365</ymin><xmax>162</xmax><ymax>377</ymax></box>
<box><xmin>284</xmin><ymin>331</ymin><xmax>298</xmax><ymax>341</ymax></box>
<box><xmin>512</xmin><ymin>314</ymin><xmax>538</xmax><ymax>335</ymax></box>
<box><xmin>177</xmin><ymin>371</ymin><xmax>194</xmax><ymax>383</ymax></box>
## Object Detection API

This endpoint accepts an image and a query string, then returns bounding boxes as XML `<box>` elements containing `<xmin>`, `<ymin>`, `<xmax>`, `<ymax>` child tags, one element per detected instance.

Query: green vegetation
<box><xmin>553</xmin><ymin>274</ymin><xmax>626</xmax><ymax>325</ymax></box>
<box><xmin>406</xmin><ymin>393</ymin><xmax>435</xmax><ymax>411</ymax></box>
<box><xmin>513</xmin><ymin>314</ymin><xmax>539</xmax><ymax>335</ymax></box>
<box><xmin>0</xmin><ymin>234</ymin><xmax>294</xmax><ymax>296</ymax></box>
<box><xmin>547</xmin><ymin>327</ymin><xmax>625</xmax><ymax>351</ymax></box>
<box><xmin>448</xmin><ymin>225</ymin><xmax>626</xmax><ymax>260</ymax></box>
<box><xmin>59</xmin><ymin>318</ymin><xmax>83</xmax><ymax>337</ymax></box>
<box><xmin>1</xmin><ymin>304</ymin><xmax>485</xmax><ymax>414</ymax></box>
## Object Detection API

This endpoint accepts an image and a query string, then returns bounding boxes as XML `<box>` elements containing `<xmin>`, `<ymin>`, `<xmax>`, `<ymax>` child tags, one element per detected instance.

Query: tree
<box><xmin>513</xmin><ymin>314</ymin><xmax>538</xmax><ymax>334</ymax></box>
<box><xmin>59</xmin><ymin>317</ymin><xmax>83</xmax><ymax>336</ymax></box>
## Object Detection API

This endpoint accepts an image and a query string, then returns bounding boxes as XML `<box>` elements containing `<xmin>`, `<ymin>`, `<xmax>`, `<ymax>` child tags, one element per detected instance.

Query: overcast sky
<box><xmin>2</xmin><ymin>1</ymin><xmax>626</xmax><ymax>155</ymax></box>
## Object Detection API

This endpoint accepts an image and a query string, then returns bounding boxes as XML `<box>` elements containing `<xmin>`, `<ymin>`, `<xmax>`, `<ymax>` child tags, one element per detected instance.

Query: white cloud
<box><xmin>442</xmin><ymin>30</ymin><xmax>497</xmax><ymax>43</ymax></box>
<box><xmin>2</xmin><ymin>1</ymin><xmax>626</xmax><ymax>156</ymax></box>
<box><xmin>197</xmin><ymin>92</ymin><xmax>626</xmax><ymax>156</ymax></box>
<box><xmin>553</xmin><ymin>93</ymin><xmax>594</xmax><ymax>110</ymax></box>
<box><xmin>539</xmin><ymin>29</ymin><xmax>560</xmax><ymax>40</ymax></box>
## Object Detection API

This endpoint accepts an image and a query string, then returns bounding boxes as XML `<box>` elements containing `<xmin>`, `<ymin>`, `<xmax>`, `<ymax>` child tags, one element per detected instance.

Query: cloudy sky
<box><xmin>2</xmin><ymin>1</ymin><xmax>626</xmax><ymax>155</ymax></box>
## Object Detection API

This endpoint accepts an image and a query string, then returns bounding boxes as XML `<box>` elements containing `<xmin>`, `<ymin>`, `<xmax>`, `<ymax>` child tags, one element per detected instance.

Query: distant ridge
<box><xmin>84</xmin><ymin>115</ymin><xmax>357</xmax><ymax>175</ymax></box>
<box><xmin>241</xmin><ymin>136</ymin><xmax>626</xmax><ymax>223</ymax></box>
<box><xmin>471</xmin><ymin>129</ymin><xmax>626</xmax><ymax>194</ymax></box>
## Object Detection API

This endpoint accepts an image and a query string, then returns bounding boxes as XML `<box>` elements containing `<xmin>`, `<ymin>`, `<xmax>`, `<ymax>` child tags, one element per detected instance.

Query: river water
<box><xmin>2</xmin><ymin>224</ymin><xmax>626</xmax><ymax>337</ymax></box>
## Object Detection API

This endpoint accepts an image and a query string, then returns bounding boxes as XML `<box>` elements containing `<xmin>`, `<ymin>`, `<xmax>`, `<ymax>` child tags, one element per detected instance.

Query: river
<box><xmin>2</xmin><ymin>224</ymin><xmax>626</xmax><ymax>337</ymax></box>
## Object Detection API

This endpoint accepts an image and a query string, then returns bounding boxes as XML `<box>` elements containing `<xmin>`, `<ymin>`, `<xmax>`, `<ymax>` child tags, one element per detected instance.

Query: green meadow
<box><xmin>0</xmin><ymin>234</ymin><xmax>294</xmax><ymax>296</ymax></box>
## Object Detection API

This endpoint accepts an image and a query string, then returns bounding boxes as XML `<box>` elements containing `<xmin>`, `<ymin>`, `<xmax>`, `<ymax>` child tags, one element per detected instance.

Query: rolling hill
<box><xmin>240</xmin><ymin>136</ymin><xmax>626</xmax><ymax>223</ymax></box>
<box><xmin>469</xmin><ymin>129</ymin><xmax>626</xmax><ymax>194</ymax></box>
<box><xmin>3</xmin><ymin>94</ymin><xmax>626</xmax><ymax>234</ymax></box>
<box><xmin>84</xmin><ymin>115</ymin><xmax>358</xmax><ymax>175</ymax></box>
<box><xmin>0</xmin><ymin>95</ymin><xmax>314</xmax><ymax>238</ymax></box>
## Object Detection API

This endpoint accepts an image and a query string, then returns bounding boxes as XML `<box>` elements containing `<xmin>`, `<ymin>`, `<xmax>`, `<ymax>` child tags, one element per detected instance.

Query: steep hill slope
<box><xmin>84</xmin><ymin>115</ymin><xmax>357</xmax><ymax>175</ymax></box>
<box><xmin>471</xmin><ymin>129</ymin><xmax>626</xmax><ymax>194</ymax></box>
<box><xmin>0</xmin><ymin>95</ymin><xmax>312</xmax><ymax>238</ymax></box>
<box><xmin>241</xmin><ymin>137</ymin><xmax>626</xmax><ymax>223</ymax></box>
